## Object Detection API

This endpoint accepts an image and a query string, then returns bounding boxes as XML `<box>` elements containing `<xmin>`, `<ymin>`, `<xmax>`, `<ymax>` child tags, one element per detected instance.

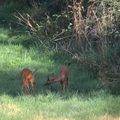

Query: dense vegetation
<box><xmin>0</xmin><ymin>0</ymin><xmax>120</xmax><ymax>120</ymax></box>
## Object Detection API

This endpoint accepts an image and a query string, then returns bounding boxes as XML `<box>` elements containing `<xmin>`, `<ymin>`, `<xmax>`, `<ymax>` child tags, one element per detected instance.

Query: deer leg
<box><xmin>30</xmin><ymin>82</ymin><xmax>35</xmax><ymax>94</ymax></box>
<box><xmin>22</xmin><ymin>81</ymin><xmax>30</xmax><ymax>95</ymax></box>
<box><xmin>60</xmin><ymin>81</ymin><xmax>64</xmax><ymax>91</ymax></box>
<box><xmin>22</xmin><ymin>84</ymin><xmax>30</xmax><ymax>95</ymax></box>
<box><xmin>65</xmin><ymin>77</ymin><xmax>68</xmax><ymax>90</ymax></box>
<box><xmin>25</xmin><ymin>85</ymin><xmax>30</xmax><ymax>95</ymax></box>
<box><xmin>62</xmin><ymin>80</ymin><xmax>66</xmax><ymax>91</ymax></box>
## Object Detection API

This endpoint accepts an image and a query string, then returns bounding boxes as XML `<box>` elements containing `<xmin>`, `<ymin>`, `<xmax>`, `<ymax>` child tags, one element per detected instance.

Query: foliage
<box><xmin>0</xmin><ymin>2</ymin><xmax>120</xmax><ymax>119</ymax></box>
<box><xmin>3</xmin><ymin>0</ymin><xmax>119</xmax><ymax>90</ymax></box>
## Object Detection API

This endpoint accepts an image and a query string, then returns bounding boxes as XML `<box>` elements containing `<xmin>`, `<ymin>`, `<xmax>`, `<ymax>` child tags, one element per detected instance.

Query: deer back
<box><xmin>21</xmin><ymin>68</ymin><xmax>34</xmax><ymax>82</ymax></box>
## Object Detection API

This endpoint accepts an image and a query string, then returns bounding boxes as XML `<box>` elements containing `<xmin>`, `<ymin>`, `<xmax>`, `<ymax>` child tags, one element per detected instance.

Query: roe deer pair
<box><xmin>21</xmin><ymin>68</ymin><xmax>36</xmax><ymax>95</ymax></box>
<box><xmin>45</xmin><ymin>65</ymin><xmax>69</xmax><ymax>91</ymax></box>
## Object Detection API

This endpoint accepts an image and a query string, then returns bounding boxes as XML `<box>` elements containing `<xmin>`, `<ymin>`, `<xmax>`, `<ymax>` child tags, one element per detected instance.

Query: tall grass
<box><xmin>0</xmin><ymin>27</ymin><xmax>120</xmax><ymax>120</ymax></box>
<box><xmin>0</xmin><ymin>91</ymin><xmax>120</xmax><ymax>120</ymax></box>
<box><xmin>0</xmin><ymin>2</ymin><xmax>120</xmax><ymax>120</ymax></box>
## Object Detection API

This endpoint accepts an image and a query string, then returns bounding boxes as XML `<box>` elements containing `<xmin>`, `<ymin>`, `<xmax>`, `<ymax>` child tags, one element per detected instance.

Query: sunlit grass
<box><xmin>0</xmin><ymin>92</ymin><xmax>120</xmax><ymax>120</ymax></box>
<box><xmin>0</xmin><ymin>10</ymin><xmax>120</xmax><ymax>120</ymax></box>
<box><xmin>0</xmin><ymin>28</ymin><xmax>120</xmax><ymax>120</ymax></box>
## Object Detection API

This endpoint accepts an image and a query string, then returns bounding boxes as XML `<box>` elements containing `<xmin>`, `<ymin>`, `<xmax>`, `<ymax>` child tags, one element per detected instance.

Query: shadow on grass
<box><xmin>1</xmin><ymin>69</ymin><xmax>120</xmax><ymax>117</ymax></box>
<box><xmin>0</xmin><ymin>20</ymin><xmax>119</xmax><ymax>97</ymax></box>
<box><xmin>45</xmin><ymin>51</ymin><xmax>120</xmax><ymax>95</ymax></box>
<box><xmin>0</xmin><ymin>29</ymin><xmax>38</xmax><ymax>50</ymax></box>
<box><xmin>0</xmin><ymin>31</ymin><xmax>119</xmax><ymax>96</ymax></box>
<box><xmin>0</xmin><ymin>68</ymin><xmax>48</xmax><ymax>97</ymax></box>
<box><xmin>0</xmin><ymin>64</ymin><xmax>97</xmax><ymax>97</ymax></box>
<box><xmin>47</xmin><ymin>51</ymin><xmax>97</xmax><ymax>91</ymax></box>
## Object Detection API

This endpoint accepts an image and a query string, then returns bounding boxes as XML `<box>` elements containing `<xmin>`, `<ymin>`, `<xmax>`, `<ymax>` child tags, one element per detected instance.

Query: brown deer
<box><xmin>21</xmin><ymin>68</ymin><xmax>36</xmax><ymax>95</ymax></box>
<box><xmin>45</xmin><ymin>65</ymin><xmax>69</xmax><ymax>91</ymax></box>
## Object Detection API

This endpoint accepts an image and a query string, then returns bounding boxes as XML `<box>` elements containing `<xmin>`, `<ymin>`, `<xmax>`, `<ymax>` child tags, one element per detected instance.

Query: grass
<box><xmin>0</xmin><ymin>92</ymin><xmax>120</xmax><ymax>120</ymax></box>
<box><xmin>0</xmin><ymin>27</ymin><xmax>120</xmax><ymax>120</ymax></box>
<box><xmin>0</xmin><ymin>3</ymin><xmax>120</xmax><ymax>120</ymax></box>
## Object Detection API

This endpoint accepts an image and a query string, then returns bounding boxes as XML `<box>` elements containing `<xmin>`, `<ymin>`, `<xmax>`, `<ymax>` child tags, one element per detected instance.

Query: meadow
<box><xmin>0</xmin><ymin>27</ymin><xmax>120</xmax><ymax>120</ymax></box>
<box><xmin>0</xmin><ymin>2</ymin><xmax>120</xmax><ymax>120</ymax></box>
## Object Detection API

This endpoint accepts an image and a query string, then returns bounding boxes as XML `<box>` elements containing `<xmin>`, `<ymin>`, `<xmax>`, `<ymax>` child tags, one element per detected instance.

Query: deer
<box><xmin>44</xmin><ymin>64</ymin><xmax>69</xmax><ymax>91</ymax></box>
<box><xmin>21</xmin><ymin>68</ymin><xmax>37</xmax><ymax>95</ymax></box>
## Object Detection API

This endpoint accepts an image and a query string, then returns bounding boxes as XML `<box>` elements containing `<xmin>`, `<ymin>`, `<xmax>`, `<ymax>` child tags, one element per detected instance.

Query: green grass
<box><xmin>0</xmin><ymin>92</ymin><xmax>120</xmax><ymax>120</ymax></box>
<box><xmin>0</xmin><ymin>27</ymin><xmax>120</xmax><ymax>120</ymax></box>
<box><xmin>0</xmin><ymin>3</ymin><xmax>120</xmax><ymax>120</ymax></box>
